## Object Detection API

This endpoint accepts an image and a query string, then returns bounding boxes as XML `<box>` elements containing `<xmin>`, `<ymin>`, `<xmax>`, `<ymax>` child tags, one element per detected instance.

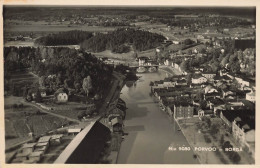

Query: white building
<box><xmin>192</xmin><ymin>76</ymin><xmax>207</xmax><ymax>84</ymax></box>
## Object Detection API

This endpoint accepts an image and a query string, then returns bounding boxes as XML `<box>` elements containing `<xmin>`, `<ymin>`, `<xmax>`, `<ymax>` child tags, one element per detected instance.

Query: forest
<box><xmin>80</xmin><ymin>28</ymin><xmax>166</xmax><ymax>53</ymax></box>
<box><xmin>4</xmin><ymin>47</ymin><xmax>114</xmax><ymax>98</ymax></box>
<box><xmin>34</xmin><ymin>30</ymin><xmax>93</xmax><ymax>46</ymax></box>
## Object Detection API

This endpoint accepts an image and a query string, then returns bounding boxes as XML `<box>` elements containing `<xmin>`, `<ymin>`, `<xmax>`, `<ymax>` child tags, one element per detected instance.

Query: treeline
<box><xmin>34</xmin><ymin>30</ymin><xmax>93</xmax><ymax>46</ymax></box>
<box><xmin>80</xmin><ymin>28</ymin><xmax>166</xmax><ymax>53</ymax></box>
<box><xmin>4</xmin><ymin>47</ymin><xmax>114</xmax><ymax>97</ymax></box>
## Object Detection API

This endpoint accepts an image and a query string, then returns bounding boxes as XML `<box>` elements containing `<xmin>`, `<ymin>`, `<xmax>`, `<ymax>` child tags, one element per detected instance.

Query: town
<box><xmin>3</xmin><ymin>6</ymin><xmax>255</xmax><ymax>164</ymax></box>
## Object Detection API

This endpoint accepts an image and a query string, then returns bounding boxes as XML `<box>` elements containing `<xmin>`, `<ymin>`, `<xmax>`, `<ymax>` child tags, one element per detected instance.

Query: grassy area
<box><xmin>5</xmin><ymin>103</ymin><xmax>71</xmax><ymax>149</ymax></box>
<box><xmin>178</xmin><ymin>117</ymin><xmax>254</xmax><ymax>164</ymax></box>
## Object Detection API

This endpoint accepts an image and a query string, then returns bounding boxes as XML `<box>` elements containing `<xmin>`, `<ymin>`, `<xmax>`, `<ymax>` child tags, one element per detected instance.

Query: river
<box><xmin>117</xmin><ymin>70</ymin><xmax>199</xmax><ymax>164</ymax></box>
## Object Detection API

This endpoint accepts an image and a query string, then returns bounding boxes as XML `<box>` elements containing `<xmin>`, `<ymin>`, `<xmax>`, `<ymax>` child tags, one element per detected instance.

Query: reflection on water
<box><xmin>117</xmin><ymin>70</ymin><xmax>199</xmax><ymax>164</ymax></box>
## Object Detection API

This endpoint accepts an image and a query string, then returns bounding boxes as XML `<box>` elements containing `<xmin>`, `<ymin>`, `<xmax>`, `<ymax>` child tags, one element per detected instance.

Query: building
<box><xmin>138</xmin><ymin>57</ymin><xmax>149</xmax><ymax>66</ymax></box>
<box><xmin>35</xmin><ymin>142</ymin><xmax>48</xmax><ymax>154</ymax></box>
<box><xmin>28</xmin><ymin>151</ymin><xmax>44</xmax><ymax>163</ymax></box>
<box><xmin>50</xmin><ymin>134</ymin><xmax>63</xmax><ymax>145</ymax></box>
<box><xmin>68</xmin><ymin>128</ymin><xmax>82</xmax><ymax>135</ymax></box>
<box><xmin>191</xmin><ymin>75</ymin><xmax>207</xmax><ymax>84</ymax></box>
<box><xmin>20</xmin><ymin>143</ymin><xmax>36</xmax><ymax>155</ymax></box>
<box><xmin>202</xmin><ymin>72</ymin><xmax>216</xmax><ymax>80</ymax></box>
<box><xmin>170</xmin><ymin>102</ymin><xmax>194</xmax><ymax>119</ymax></box>
<box><xmin>55</xmin><ymin>88</ymin><xmax>69</xmax><ymax>103</ymax></box>
<box><xmin>111</xmin><ymin>117</ymin><xmax>123</xmax><ymax>133</ymax></box>
<box><xmin>232</xmin><ymin>116</ymin><xmax>255</xmax><ymax>156</ymax></box>
<box><xmin>246</xmin><ymin>91</ymin><xmax>255</xmax><ymax>103</ymax></box>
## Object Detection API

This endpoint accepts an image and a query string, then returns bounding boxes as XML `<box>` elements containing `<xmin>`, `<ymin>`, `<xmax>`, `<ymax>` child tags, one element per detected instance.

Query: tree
<box><xmin>221</xmin><ymin>56</ymin><xmax>229</xmax><ymax>67</ymax></box>
<box><xmin>199</xmin><ymin>100</ymin><xmax>207</xmax><ymax>109</ymax></box>
<box><xmin>180</xmin><ymin>60</ymin><xmax>189</xmax><ymax>71</ymax></box>
<box><xmin>220</xmin><ymin>134</ymin><xmax>224</xmax><ymax>145</ymax></box>
<box><xmin>230</xmin><ymin>62</ymin><xmax>240</xmax><ymax>74</ymax></box>
<box><xmin>210</xmin><ymin>124</ymin><xmax>219</xmax><ymax>135</ymax></box>
<box><xmin>187</xmin><ymin>49</ymin><xmax>192</xmax><ymax>55</ymax></box>
<box><xmin>39</xmin><ymin>76</ymin><xmax>46</xmax><ymax>88</ymax></box>
<box><xmin>35</xmin><ymin>88</ymin><xmax>42</xmax><ymax>103</ymax></box>
<box><xmin>82</xmin><ymin>75</ymin><xmax>93</xmax><ymax>97</ymax></box>
<box><xmin>205</xmin><ymin>117</ymin><xmax>212</xmax><ymax>128</ymax></box>
<box><xmin>184</xmin><ymin>38</ymin><xmax>194</xmax><ymax>45</ymax></box>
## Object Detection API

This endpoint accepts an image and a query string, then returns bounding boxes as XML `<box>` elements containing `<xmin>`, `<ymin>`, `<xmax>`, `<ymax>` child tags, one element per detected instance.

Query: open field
<box><xmin>92</xmin><ymin>50</ymin><xmax>135</xmax><ymax>60</ymax></box>
<box><xmin>4</xmin><ymin>96</ymin><xmax>72</xmax><ymax>149</ymax></box>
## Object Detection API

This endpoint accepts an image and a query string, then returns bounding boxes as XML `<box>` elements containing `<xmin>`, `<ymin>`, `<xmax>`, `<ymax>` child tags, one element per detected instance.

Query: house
<box><xmin>38</xmin><ymin>136</ymin><xmax>51</xmax><ymax>144</ymax></box>
<box><xmin>220</xmin><ymin>69</ymin><xmax>228</xmax><ymax>76</ymax></box>
<box><xmin>15</xmin><ymin>152</ymin><xmax>29</xmax><ymax>160</ymax></box>
<box><xmin>68</xmin><ymin>128</ymin><xmax>82</xmax><ymax>135</ymax></box>
<box><xmin>191</xmin><ymin>75</ymin><xmax>207</xmax><ymax>84</ymax></box>
<box><xmin>246</xmin><ymin>91</ymin><xmax>255</xmax><ymax>103</ymax></box>
<box><xmin>206</xmin><ymin>97</ymin><xmax>225</xmax><ymax>110</ymax></box>
<box><xmin>35</xmin><ymin>142</ymin><xmax>48</xmax><ymax>154</ymax></box>
<box><xmin>31</xmin><ymin>88</ymin><xmax>47</xmax><ymax>99</ymax></box>
<box><xmin>55</xmin><ymin>88</ymin><xmax>69</xmax><ymax>103</ymax></box>
<box><xmin>50</xmin><ymin>134</ymin><xmax>63</xmax><ymax>145</ymax></box>
<box><xmin>176</xmin><ymin>79</ymin><xmax>187</xmax><ymax>86</ymax></box>
<box><xmin>222</xmin><ymin>88</ymin><xmax>236</xmax><ymax>98</ymax></box>
<box><xmin>235</xmin><ymin>76</ymin><xmax>250</xmax><ymax>89</ymax></box>
<box><xmin>232</xmin><ymin>116</ymin><xmax>255</xmax><ymax>152</ymax></box>
<box><xmin>221</xmin><ymin>75</ymin><xmax>232</xmax><ymax>82</ymax></box>
<box><xmin>111</xmin><ymin>117</ymin><xmax>123</xmax><ymax>133</ymax></box>
<box><xmin>202</xmin><ymin>72</ymin><xmax>216</xmax><ymax>80</ymax></box>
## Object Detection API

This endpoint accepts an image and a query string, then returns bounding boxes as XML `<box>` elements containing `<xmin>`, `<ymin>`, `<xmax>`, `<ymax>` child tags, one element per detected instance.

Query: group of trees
<box><xmin>80</xmin><ymin>28</ymin><xmax>166</xmax><ymax>53</ymax></box>
<box><xmin>175</xmin><ymin>39</ymin><xmax>255</xmax><ymax>76</ymax></box>
<box><xmin>222</xmin><ymin>141</ymin><xmax>241</xmax><ymax>164</ymax></box>
<box><xmin>34</xmin><ymin>30</ymin><xmax>93</xmax><ymax>46</ymax></box>
<box><xmin>4</xmin><ymin>46</ymin><xmax>114</xmax><ymax>98</ymax></box>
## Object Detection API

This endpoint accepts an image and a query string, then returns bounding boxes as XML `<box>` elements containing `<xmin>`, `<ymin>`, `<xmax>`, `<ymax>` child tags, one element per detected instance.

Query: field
<box><xmin>4</xmin><ymin>96</ymin><xmax>71</xmax><ymax>149</ymax></box>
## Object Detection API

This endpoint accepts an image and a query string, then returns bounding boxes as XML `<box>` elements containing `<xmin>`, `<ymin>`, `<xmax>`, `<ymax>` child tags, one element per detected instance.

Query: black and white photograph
<box><xmin>1</xmin><ymin>1</ymin><xmax>257</xmax><ymax>165</ymax></box>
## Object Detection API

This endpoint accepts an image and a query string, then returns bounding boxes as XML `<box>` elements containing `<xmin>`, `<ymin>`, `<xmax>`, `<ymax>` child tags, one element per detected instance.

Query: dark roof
<box><xmin>221</xmin><ymin>75</ymin><xmax>232</xmax><ymax>81</ymax></box>
<box><xmin>205</xmin><ymin>92</ymin><xmax>221</xmax><ymax>97</ymax></box>
<box><xmin>221</xmin><ymin>109</ymin><xmax>255</xmax><ymax>130</ymax></box>
<box><xmin>177</xmin><ymin>79</ymin><xmax>187</xmax><ymax>83</ymax></box>
<box><xmin>206</xmin><ymin>97</ymin><xmax>225</xmax><ymax>105</ymax></box>
<box><xmin>213</xmin><ymin>76</ymin><xmax>222</xmax><ymax>80</ymax></box>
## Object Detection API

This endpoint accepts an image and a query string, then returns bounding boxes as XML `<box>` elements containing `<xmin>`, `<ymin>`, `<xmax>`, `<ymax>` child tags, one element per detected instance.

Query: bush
<box><xmin>228</xmin><ymin>151</ymin><xmax>241</xmax><ymax>164</ymax></box>
<box><xmin>12</xmin><ymin>104</ymin><xmax>18</xmax><ymax>108</ymax></box>
<box><xmin>204</xmin><ymin>134</ymin><xmax>211</xmax><ymax>143</ymax></box>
